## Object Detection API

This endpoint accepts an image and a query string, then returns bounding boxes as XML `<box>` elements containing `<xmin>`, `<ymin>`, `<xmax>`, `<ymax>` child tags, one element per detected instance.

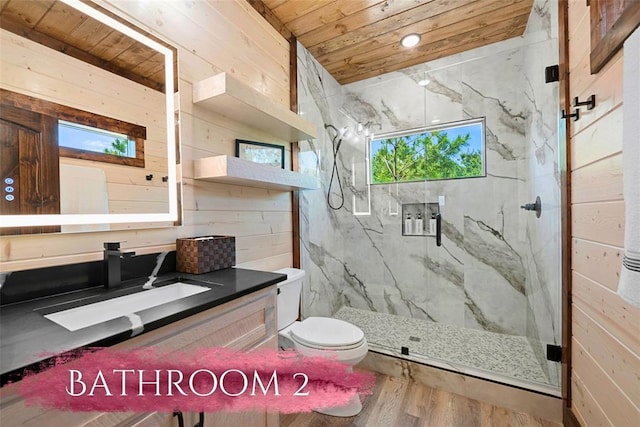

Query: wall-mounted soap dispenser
<box><xmin>402</xmin><ymin>203</ymin><xmax>426</xmax><ymax>236</ymax></box>
<box><xmin>415</xmin><ymin>213</ymin><xmax>424</xmax><ymax>236</ymax></box>
<box><xmin>404</xmin><ymin>212</ymin><xmax>413</xmax><ymax>235</ymax></box>
<box><xmin>429</xmin><ymin>213</ymin><xmax>437</xmax><ymax>236</ymax></box>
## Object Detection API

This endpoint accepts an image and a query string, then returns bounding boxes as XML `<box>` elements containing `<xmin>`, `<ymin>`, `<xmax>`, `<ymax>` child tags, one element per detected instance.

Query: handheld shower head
<box><xmin>323</xmin><ymin>123</ymin><xmax>351</xmax><ymax>210</ymax></box>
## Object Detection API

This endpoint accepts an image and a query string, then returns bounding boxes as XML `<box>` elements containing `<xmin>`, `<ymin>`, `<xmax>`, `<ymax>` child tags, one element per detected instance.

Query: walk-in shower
<box><xmin>297</xmin><ymin>0</ymin><xmax>561</xmax><ymax>396</ymax></box>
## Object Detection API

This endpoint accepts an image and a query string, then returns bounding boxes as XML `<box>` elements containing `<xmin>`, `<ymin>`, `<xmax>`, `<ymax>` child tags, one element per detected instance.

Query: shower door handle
<box><xmin>435</xmin><ymin>213</ymin><xmax>442</xmax><ymax>247</ymax></box>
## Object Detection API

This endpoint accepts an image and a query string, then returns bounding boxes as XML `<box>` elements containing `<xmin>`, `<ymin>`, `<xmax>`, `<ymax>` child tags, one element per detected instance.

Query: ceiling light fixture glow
<box><xmin>400</xmin><ymin>33</ymin><xmax>421</xmax><ymax>48</ymax></box>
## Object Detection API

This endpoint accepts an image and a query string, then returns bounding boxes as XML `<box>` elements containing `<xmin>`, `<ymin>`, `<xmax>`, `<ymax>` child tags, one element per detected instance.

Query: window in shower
<box><xmin>370</xmin><ymin>117</ymin><xmax>485</xmax><ymax>184</ymax></box>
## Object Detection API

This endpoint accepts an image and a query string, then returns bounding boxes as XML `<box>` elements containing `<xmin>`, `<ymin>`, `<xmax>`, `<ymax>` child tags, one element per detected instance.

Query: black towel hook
<box><xmin>574</xmin><ymin>94</ymin><xmax>596</xmax><ymax>110</ymax></box>
<box><xmin>561</xmin><ymin>109</ymin><xmax>580</xmax><ymax>121</ymax></box>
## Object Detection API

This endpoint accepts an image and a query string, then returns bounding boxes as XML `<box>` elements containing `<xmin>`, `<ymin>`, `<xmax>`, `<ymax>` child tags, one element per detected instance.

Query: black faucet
<box><xmin>103</xmin><ymin>242</ymin><xmax>135</xmax><ymax>289</ymax></box>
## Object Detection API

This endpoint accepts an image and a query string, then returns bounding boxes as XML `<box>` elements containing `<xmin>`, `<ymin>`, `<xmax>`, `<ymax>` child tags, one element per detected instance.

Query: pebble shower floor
<box><xmin>334</xmin><ymin>307</ymin><xmax>556</xmax><ymax>388</ymax></box>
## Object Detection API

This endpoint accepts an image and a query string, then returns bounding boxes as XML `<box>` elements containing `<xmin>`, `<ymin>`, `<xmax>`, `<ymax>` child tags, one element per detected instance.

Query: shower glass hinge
<box><xmin>546</xmin><ymin>344</ymin><xmax>562</xmax><ymax>362</ymax></box>
<box><xmin>545</xmin><ymin>65</ymin><xmax>559</xmax><ymax>83</ymax></box>
<box><xmin>401</xmin><ymin>346</ymin><xmax>409</xmax><ymax>355</ymax></box>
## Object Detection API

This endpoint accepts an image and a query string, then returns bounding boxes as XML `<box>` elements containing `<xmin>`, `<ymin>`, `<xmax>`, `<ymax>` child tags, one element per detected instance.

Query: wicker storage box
<box><xmin>176</xmin><ymin>236</ymin><xmax>235</xmax><ymax>274</ymax></box>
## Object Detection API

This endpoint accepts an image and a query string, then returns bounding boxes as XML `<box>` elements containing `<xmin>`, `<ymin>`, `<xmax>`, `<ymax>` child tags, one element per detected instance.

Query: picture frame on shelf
<box><xmin>235</xmin><ymin>139</ymin><xmax>285</xmax><ymax>169</ymax></box>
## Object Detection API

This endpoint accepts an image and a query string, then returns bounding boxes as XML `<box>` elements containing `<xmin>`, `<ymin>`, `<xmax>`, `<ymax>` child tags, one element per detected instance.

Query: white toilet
<box><xmin>274</xmin><ymin>267</ymin><xmax>368</xmax><ymax>417</ymax></box>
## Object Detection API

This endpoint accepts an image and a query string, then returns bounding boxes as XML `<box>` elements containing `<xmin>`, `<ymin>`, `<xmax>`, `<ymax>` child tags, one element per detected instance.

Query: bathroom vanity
<box><xmin>0</xmin><ymin>267</ymin><xmax>285</xmax><ymax>427</ymax></box>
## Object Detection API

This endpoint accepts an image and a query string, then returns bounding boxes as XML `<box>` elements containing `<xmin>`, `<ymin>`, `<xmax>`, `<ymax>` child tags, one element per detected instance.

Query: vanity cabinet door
<box><xmin>0</xmin><ymin>286</ymin><xmax>277</xmax><ymax>427</ymax></box>
<box><xmin>201</xmin><ymin>334</ymin><xmax>279</xmax><ymax>427</ymax></box>
<box><xmin>118</xmin><ymin>285</ymin><xmax>279</xmax><ymax>427</ymax></box>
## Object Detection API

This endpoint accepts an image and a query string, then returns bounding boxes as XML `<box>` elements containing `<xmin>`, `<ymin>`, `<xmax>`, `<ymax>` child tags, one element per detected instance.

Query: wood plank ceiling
<box><xmin>0</xmin><ymin>0</ymin><xmax>166</xmax><ymax>92</ymax></box>
<box><xmin>261</xmin><ymin>0</ymin><xmax>535</xmax><ymax>84</ymax></box>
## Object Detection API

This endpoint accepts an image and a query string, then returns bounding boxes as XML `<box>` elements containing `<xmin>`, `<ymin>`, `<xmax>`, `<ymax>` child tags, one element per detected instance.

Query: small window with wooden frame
<box><xmin>1</xmin><ymin>89</ymin><xmax>146</xmax><ymax>168</ymax></box>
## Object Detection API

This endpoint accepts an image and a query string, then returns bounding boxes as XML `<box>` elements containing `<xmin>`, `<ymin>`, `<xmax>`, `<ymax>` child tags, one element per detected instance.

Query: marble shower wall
<box><xmin>297</xmin><ymin>0</ymin><xmax>560</xmax><ymax>386</ymax></box>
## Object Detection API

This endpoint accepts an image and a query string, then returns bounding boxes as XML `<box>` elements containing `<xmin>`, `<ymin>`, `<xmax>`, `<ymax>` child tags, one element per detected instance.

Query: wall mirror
<box><xmin>0</xmin><ymin>0</ymin><xmax>179</xmax><ymax>235</ymax></box>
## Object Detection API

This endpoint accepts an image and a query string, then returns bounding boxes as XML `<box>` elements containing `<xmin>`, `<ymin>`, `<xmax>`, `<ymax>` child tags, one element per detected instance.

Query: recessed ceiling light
<box><xmin>400</xmin><ymin>33</ymin><xmax>421</xmax><ymax>48</ymax></box>
<box><xmin>418</xmin><ymin>79</ymin><xmax>430</xmax><ymax>86</ymax></box>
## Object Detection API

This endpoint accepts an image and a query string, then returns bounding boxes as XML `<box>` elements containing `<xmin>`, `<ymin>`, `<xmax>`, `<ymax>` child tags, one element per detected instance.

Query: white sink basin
<box><xmin>44</xmin><ymin>282</ymin><xmax>211</xmax><ymax>332</ymax></box>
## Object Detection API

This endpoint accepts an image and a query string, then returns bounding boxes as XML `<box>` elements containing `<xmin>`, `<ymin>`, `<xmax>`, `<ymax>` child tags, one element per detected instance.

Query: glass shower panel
<box><xmin>302</xmin><ymin>0</ymin><xmax>561</xmax><ymax>395</ymax></box>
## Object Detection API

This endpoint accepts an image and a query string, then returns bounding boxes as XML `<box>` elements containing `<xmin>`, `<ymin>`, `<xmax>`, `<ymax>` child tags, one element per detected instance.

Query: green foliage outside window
<box><xmin>104</xmin><ymin>137</ymin><xmax>131</xmax><ymax>157</ymax></box>
<box><xmin>371</xmin><ymin>120</ymin><xmax>484</xmax><ymax>184</ymax></box>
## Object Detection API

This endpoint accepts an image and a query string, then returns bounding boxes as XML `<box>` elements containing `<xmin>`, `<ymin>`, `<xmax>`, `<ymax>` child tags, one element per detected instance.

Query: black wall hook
<box><xmin>561</xmin><ymin>109</ymin><xmax>580</xmax><ymax>121</ymax></box>
<box><xmin>162</xmin><ymin>176</ymin><xmax>168</xmax><ymax>182</ymax></box>
<box><xmin>574</xmin><ymin>94</ymin><xmax>596</xmax><ymax>110</ymax></box>
<box><xmin>145</xmin><ymin>174</ymin><xmax>153</xmax><ymax>181</ymax></box>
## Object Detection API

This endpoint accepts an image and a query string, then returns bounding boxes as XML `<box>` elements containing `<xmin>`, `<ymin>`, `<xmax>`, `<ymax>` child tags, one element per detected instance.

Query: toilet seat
<box><xmin>289</xmin><ymin>317</ymin><xmax>365</xmax><ymax>350</ymax></box>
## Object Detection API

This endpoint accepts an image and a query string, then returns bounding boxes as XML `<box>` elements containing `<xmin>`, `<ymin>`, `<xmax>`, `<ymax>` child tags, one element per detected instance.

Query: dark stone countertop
<box><xmin>0</xmin><ymin>268</ymin><xmax>286</xmax><ymax>386</ymax></box>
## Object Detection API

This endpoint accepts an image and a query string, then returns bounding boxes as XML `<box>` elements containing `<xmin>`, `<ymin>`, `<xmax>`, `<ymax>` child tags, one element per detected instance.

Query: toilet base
<box><xmin>314</xmin><ymin>394</ymin><xmax>363</xmax><ymax>417</ymax></box>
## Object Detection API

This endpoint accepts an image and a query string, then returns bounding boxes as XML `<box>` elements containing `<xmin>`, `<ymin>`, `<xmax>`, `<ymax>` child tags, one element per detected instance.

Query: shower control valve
<box><xmin>520</xmin><ymin>196</ymin><xmax>542</xmax><ymax>218</ymax></box>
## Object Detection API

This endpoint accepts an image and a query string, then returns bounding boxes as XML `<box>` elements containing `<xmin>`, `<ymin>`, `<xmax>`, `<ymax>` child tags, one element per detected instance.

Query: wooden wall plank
<box><xmin>570</xmin><ymin>54</ymin><xmax>624</xmax><ymax>135</ymax></box>
<box><xmin>236</xmin><ymin>252</ymin><xmax>293</xmax><ymax>271</ymax></box>
<box><xmin>571</xmin><ymin>339</ymin><xmax>639</xmax><ymax>426</ymax></box>
<box><xmin>567</xmin><ymin>0</ymin><xmax>588</xmax><ymax>40</ymax></box>
<box><xmin>570</xmin><ymin>49</ymin><xmax>622</xmax><ymax>103</ymax></box>
<box><xmin>570</xmin><ymin>372</ymin><xmax>613</xmax><ymax>427</ymax></box>
<box><xmin>573</xmin><ymin>306</ymin><xmax>640</xmax><ymax>405</ymax></box>
<box><xmin>102</xmin><ymin>0</ymin><xmax>289</xmax><ymax>107</ymax></box>
<box><xmin>225</xmin><ymin>0</ymin><xmax>290</xmax><ymax>51</ymax></box>
<box><xmin>570</xmin><ymin>106</ymin><xmax>623</xmax><ymax>170</ymax></box>
<box><xmin>182</xmin><ymin>179</ymin><xmax>292</xmax><ymax>212</ymax></box>
<box><xmin>572</xmin><ymin>272</ymin><xmax>640</xmax><ymax>356</ymax></box>
<box><xmin>164</xmin><ymin>1</ymin><xmax>288</xmax><ymax>90</ymax></box>
<box><xmin>568</xmin><ymin>0</ymin><xmax>639</xmax><ymax>423</ymax></box>
<box><xmin>236</xmin><ymin>232</ymin><xmax>292</xmax><ymax>263</ymax></box>
<box><xmin>572</xmin><ymin>239</ymin><xmax>623</xmax><ymax>291</ymax></box>
<box><xmin>571</xmin><ymin>201</ymin><xmax>625</xmax><ymax>246</ymax></box>
<box><xmin>187</xmin><ymin>210</ymin><xmax>292</xmax><ymax>236</ymax></box>
<box><xmin>571</xmin><ymin>153</ymin><xmax>623</xmax><ymax>203</ymax></box>
<box><xmin>568</xmin><ymin>4</ymin><xmax>591</xmax><ymax>70</ymax></box>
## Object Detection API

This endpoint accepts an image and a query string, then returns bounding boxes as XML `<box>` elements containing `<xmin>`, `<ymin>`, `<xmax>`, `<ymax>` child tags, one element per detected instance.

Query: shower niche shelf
<box><xmin>192</xmin><ymin>73</ymin><xmax>317</xmax><ymax>142</ymax></box>
<box><xmin>193</xmin><ymin>155</ymin><xmax>318</xmax><ymax>191</ymax></box>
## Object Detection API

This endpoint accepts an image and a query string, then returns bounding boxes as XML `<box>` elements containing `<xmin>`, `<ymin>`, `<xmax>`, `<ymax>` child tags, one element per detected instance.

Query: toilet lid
<box><xmin>290</xmin><ymin>317</ymin><xmax>365</xmax><ymax>348</ymax></box>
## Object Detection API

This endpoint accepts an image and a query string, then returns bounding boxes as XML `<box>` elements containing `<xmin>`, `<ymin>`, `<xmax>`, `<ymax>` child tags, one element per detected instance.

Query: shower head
<box><xmin>324</xmin><ymin>123</ymin><xmax>349</xmax><ymax>137</ymax></box>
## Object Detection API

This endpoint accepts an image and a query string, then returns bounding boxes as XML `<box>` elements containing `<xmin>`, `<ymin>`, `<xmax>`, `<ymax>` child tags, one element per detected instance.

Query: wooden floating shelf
<box><xmin>192</xmin><ymin>73</ymin><xmax>317</xmax><ymax>142</ymax></box>
<box><xmin>193</xmin><ymin>155</ymin><xmax>319</xmax><ymax>191</ymax></box>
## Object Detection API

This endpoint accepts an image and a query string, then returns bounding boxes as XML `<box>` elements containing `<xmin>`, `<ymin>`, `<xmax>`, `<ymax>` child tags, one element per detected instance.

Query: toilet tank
<box><xmin>273</xmin><ymin>268</ymin><xmax>305</xmax><ymax>331</ymax></box>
